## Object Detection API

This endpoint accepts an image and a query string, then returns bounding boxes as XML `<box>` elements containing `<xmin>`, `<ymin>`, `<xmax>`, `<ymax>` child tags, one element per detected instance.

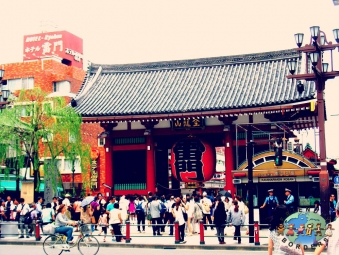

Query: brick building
<box><xmin>0</xmin><ymin>30</ymin><xmax>103</xmax><ymax>198</ymax></box>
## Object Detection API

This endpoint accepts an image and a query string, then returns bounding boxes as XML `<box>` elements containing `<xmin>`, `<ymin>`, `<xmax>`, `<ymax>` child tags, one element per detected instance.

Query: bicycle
<box><xmin>43</xmin><ymin>222</ymin><xmax>99</xmax><ymax>255</ymax></box>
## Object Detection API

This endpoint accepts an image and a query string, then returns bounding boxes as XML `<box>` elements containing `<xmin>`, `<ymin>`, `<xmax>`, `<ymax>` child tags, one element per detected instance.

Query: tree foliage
<box><xmin>0</xmin><ymin>88</ymin><xmax>91</xmax><ymax>200</ymax></box>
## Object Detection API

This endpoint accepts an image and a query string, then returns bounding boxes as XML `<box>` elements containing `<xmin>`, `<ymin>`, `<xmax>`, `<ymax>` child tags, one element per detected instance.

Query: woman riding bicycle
<box><xmin>55</xmin><ymin>204</ymin><xmax>76</xmax><ymax>244</ymax></box>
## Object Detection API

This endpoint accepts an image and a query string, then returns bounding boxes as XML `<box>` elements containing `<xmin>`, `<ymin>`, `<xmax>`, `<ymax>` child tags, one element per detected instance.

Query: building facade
<box><xmin>72</xmin><ymin>48</ymin><xmax>321</xmax><ymax>201</ymax></box>
<box><xmin>0</xmin><ymin>31</ymin><xmax>103</xmax><ymax>199</ymax></box>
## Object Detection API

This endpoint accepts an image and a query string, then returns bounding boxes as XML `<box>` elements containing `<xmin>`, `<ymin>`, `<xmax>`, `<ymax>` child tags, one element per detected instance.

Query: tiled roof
<box><xmin>73</xmin><ymin>49</ymin><xmax>315</xmax><ymax>117</ymax></box>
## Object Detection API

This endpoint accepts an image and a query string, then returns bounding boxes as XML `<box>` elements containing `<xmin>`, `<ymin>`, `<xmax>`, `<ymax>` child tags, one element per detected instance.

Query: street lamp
<box><xmin>287</xmin><ymin>26</ymin><xmax>339</xmax><ymax>221</ymax></box>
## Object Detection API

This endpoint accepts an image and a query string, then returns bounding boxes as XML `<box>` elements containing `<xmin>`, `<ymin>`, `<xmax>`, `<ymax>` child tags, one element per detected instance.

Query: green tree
<box><xmin>0</xmin><ymin>88</ymin><xmax>91</xmax><ymax>201</ymax></box>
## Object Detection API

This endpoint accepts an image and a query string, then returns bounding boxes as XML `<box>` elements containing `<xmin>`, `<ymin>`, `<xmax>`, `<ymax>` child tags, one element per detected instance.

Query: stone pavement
<box><xmin>0</xmin><ymin>221</ymin><xmax>270</xmax><ymax>251</ymax></box>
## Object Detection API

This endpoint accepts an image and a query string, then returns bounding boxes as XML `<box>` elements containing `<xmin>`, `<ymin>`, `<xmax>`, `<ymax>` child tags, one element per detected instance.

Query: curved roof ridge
<box><xmin>90</xmin><ymin>48</ymin><xmax>299</xmax><ymax>73</ymax></box>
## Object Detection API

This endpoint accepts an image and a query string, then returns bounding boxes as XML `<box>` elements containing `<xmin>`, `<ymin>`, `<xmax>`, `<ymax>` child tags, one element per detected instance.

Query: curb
<box><xmin>0</xmin><ymin>240</ymin><xmax>268</xmax><ymax>251</ymax></box>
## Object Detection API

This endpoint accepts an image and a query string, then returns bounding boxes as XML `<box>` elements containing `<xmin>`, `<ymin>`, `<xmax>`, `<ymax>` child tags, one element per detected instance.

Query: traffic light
<box><xmin>275</xmin><ymin>138</ymin><xmax>283</xmax><ymax>166</ymax></box>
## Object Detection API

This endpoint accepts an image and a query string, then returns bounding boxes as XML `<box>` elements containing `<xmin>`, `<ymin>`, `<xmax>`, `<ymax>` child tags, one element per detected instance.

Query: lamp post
<box><xmin>286</xmin><ymin>27</ymin><xmax>339</xmax><ymax>221</ymax></box>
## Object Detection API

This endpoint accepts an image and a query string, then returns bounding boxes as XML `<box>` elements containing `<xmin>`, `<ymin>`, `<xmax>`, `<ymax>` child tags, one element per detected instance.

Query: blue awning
<box><xmin>0</xmin><ymin>180</ymin><xmax>63</xmax><ymax>192</ymax></box>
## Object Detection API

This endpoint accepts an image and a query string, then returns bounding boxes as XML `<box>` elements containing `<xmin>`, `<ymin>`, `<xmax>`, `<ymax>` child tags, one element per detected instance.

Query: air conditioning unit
<box><xmin>233</xmin><ymin>179</ymin><xmax>242</xmax><ymax>184</ymax></box>
<box><xmin>287</xmin><ymin>142</ymin><xmax>293</xmax><ymax>152</ymax></box>
<box><xmin>312</xmin><ymin>177</ymin><xmax>320</xmax><ymax>182</ymax></box>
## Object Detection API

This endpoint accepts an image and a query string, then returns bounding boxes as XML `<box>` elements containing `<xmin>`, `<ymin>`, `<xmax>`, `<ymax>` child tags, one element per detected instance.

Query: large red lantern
<box><xmin>171</xmin><ymin>137</ymin><xmax>216</xmax><ymax>182</ymax></box>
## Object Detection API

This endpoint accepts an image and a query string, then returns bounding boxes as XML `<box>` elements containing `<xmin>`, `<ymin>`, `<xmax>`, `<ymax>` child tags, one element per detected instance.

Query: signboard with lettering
<box><xmin>90</xmin><ymin>149</ymin><xmax>100</xmax><ymax>190</ymax></box>
<box><xmin>171</xmin><ymin>118</ymin><xmax>205</xmax><ymax>130</ymax></box>
<box><xmin>171</xmin><ymin>137</ymin><xmax>216</xmax><ymax>182</ymax></box>
<box><xmin>259</xmin><ymin>177</ymin><xmax>296</xmax><ymax>182</ymax></box>
<box><xmin>23</xmin><ymin>31</ymin><xmax>83</xmax><ymax>68</ymax></box>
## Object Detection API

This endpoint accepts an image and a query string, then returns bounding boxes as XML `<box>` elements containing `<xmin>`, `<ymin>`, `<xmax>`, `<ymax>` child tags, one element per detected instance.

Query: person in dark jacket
<box><xmin>213</xmin><ymin>198</ymin><xmax>227</xmax><ymax>244</ymax></box>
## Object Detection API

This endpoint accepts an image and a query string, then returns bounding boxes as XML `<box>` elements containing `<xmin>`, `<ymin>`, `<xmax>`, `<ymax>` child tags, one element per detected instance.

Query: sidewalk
<box><xmin>0</xmin><ymin>222</ymin><xmax>269</xmax><ymax>251</ymax></box>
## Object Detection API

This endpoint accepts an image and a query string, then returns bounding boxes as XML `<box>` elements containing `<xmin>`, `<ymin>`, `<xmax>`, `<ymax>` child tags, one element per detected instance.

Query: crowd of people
<box><xmin>0</xmin><ymin>191</ymin><xmax>249</xmax><ymax>245</ymax></box>
<box><xmin>2</xmin><ymin>188</ymin><xmax>338</xmax><ymax>253</ymax></box>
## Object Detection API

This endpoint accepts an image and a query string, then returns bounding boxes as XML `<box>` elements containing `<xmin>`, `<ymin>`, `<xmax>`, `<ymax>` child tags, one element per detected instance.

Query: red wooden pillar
<box><xmin>146</xmin><ymin>134</ymin><xmax>156</xmax><ymax>194</ymax></box>
<box><xmin>224</xmin><ymin>126</ymin><xmax>235</xmax><ymax>195</ymax></box>
<box><xmin>105</xmin><ymin>133</ymin><xmax>113</xmax><ymax>196</ymax></box>
<box><xmin>100</xmin><ymin>123</ymin><xmax>117</xmax><ymax>197</ymax></box>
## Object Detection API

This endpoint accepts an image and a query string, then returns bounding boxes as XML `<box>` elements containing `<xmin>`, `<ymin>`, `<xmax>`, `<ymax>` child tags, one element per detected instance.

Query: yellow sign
<box><xmin>171</xmin><ymin>118</ymin><xmax>205</xmax><ymax>130</ymax></box>
<box><xmin>185</xmin><ymin>182</ymin><xmax>197</xmax><ymax>188</ymax></box>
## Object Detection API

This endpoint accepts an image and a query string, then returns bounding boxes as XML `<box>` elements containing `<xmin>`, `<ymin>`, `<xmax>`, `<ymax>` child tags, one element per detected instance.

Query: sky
<box><xmin>0</xmin><ymin>0</ymin><xmax>339</xmax><ymax>158</ymax></box>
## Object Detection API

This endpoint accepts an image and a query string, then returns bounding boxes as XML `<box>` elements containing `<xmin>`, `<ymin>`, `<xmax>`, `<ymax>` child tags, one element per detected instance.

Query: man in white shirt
<box><xmin>36</xmin><ymin>197</ymin><xmax>43</xmax><ymax>216</ymax></box>
<box><xmin>201</xmin><ymin>192</ymin><xmax>213</xmax><ymax>230</ymax></box>
<box><xmin>62</xmin><ymin>194</ymin><xmax>71</xmax><ymax>207</ymax></box>
<box><xmin>17</xmin><ymin>198</ymin><xmax>30</xmax><ymax>238</ymax></box>
<box><xmin>51</xmin><ymin>197</ymin><xmax>59</xmax><ymax>213</ymax></box>
<box><xmin>165</xmin><ymin>196</ymin><xmax>175</xmax><ymax>235</ymax></box>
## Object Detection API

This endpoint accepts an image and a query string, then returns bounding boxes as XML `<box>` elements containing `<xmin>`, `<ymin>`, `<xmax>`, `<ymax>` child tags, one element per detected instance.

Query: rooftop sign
<box><xmin>23</xmin><ymin>30</ymin><xmax>83</xmax><ymax>69</ymax></box>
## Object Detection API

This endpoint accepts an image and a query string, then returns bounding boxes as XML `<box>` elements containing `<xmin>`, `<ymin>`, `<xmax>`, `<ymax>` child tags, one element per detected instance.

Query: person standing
<box><xmin>313</xmin><ymin>200</ymin><xmax>321</xmax><ymax>215</ymax></box>
<box><xmin>97</xmin><ymin>193</ymin><xmax>107</xmax><ymax>214</ymax></box>
<box><xmin>105</xmin><ymin>196</ymin><xmax>117</xmax><ymax>241</ymax></box>
<box><xmin>17</xmin><ymin>198</ymin><xmax>30</xmax><ymax>238</ymax></box>
<box><xmin>201</xmin><ymin>192</ymin><xmax>213</xmax><ymax>230</ymax></box>
<box><xmin>260</xmin><ymin>189</ymin><xmax>279</xmax><ymax>217</ymax></box>
<box><xmin>172</xmin><ymin>197</ymin><xmax>186</xmax><ymax>244</ymax></box>
<box><xmin>135</xmin><ymin>196</ymin><xmax>146</xmax><ymax>233</ymax></box>
<box><xmin>329</xmin><ymin>194</ymin><xmax>337</xmax><ymax>222</ymax></box>
<box><xmin>284</xmin><ymin>188</ymin><xmax>295</xmax><ymax>214</ymax></box>
<box><xmin>51</xmin><ymin>197</ymin><xmax>59</xmax><ymax>214</ymax></box>
<box><xmin>213</xmin><ymin>198</ymin><xmax>227</xmax><ymax>244</ymax></box>
<box><xmin>98</xmin><ymin>211</ymin><xmax>108</xmax><ymax>242</ymax></box>
<box><xmin>148</xmin><ymin>196</ymin><xmax>162</xmax><ymax>236</ymax></box>
<box><xmin>186</xmin><ymin>194</ymin><xmax>195</xmax><ymax>236</ymax></box>
<box><xmin>4</xmin><ymin>196</ymin><xmax>13</xmax><ymax>221</ymax></box>
<box><xmin>109</xmin><ymin>203</ymin><xmax>123</xmax><ymax>242</ymax></box>
<box><xmin>193</xmin><ymin>196</ymin><xmax>203</xmax><ymax>234</ymax></box>
<box><xmin>41</xmin><ymin>203</ymin><xmax>55</xmax><ymax>224</ymax></box>
<box><xmin>106</xmin><ymin>196</ymin><xmax>117</xmax><ymax>212</ymax></box>
<box><xmin>62</xmin><ymin>194</ymin><xmax>71</xmax><ymax>207</ymax></box>
<box><xmin>90</xmin><ymin>198</ymin><xmax>100</xmax><ymax>231</ymax></box>
<box><xmin>80</xmin><ymin>204</ymin><xmax>93</xmax><ymax>232</ymax></box>
<box><xmin>73</xmin><ymin>197</ymin><xmax>82</xmax><ymax>232</ymax></box>
<box><xmin>164</xmin><ymin>195</ymin><xmax>175</xmax><ymax>235</ymax></box>
<box><xmin>0</xmin><ymin>201</ymin><xmax>5</xmax><ymax>237</ymax></box>
<box><xmin>227</xmin><ymin>201</ymin><xmax>243</xmax><ymax>244</ymax></box>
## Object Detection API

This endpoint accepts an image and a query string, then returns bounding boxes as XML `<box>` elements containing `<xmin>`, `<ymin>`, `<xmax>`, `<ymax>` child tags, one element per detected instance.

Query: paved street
<box><xmin>0</xmin><ymin>245</ymin><xmax>317</xmax><ymax>255</ymax></box>
<box><xmin>0</xmin><ymin>222</ymin><xmax>319</xmax><ymax>254</ymax></box>
<box><xmin>1</xmin><ymin>222</ymin><xmax>269</xmax><ymax>247</ymax></box>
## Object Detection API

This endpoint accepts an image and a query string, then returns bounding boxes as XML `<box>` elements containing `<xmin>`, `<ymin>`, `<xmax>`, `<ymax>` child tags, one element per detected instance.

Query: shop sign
<box><xmin>171</xmin><ymin>118</ymin><xmax>205</xmax><ymax>130</ymax></box>
<box><xmin>23</xmin><ymin>31</ymin><xmax>83</xmax><ymax>68</ymax></box>
<box><xmin>65</xmin><ymin>48</ymin><xmax>83</xmax><ymax>62</ymax></box>
<box><xmin>90</xmin><ymin>149</ymin><xmax>100</xmax><ymax>189</ymax></box>
<box><xmin>259</xmin><ymin>177</ymin><xmax>296</xmax><ymax>182</ymax></box>
<box><xmin>171</xmin><ymin>137</ymin><xmax>216</xmax><ymax>182</ymax></box>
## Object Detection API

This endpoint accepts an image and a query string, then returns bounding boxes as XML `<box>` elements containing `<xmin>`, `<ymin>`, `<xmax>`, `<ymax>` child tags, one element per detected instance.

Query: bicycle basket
<box><xmin>80</xmin><ymin>224</ymin><xmax>91</xmax><ymax>234</ymax></box>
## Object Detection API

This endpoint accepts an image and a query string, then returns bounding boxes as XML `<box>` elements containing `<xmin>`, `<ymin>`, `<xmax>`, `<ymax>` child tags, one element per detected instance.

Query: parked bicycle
<box><xmin>43</xmin><ymin>221</ymin><xmax>99</xmax><ymax>255</ymax></box>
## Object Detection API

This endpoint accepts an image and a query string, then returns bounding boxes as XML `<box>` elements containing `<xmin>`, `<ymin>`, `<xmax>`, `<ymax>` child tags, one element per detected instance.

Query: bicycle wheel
<box><xmin>43</xmin><ymin>234</ymin><xmax>66</xmax><ymax>255</ymax></box>
<box><xmin>78</xmin><ymin>235</ymin><xmax>99</xmax><ymax>255</ymax></box>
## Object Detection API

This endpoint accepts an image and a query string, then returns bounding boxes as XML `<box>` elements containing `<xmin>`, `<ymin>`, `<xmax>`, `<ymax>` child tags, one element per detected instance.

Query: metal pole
<box><xmin>317</xmin><ymin>79</ymin><xmax>330</xmax><ymax>222</ymax></box>
<box><xmin>246</xmin><ymin>123</ymin><xmax>254</xmax><ymax>243</ymax></box>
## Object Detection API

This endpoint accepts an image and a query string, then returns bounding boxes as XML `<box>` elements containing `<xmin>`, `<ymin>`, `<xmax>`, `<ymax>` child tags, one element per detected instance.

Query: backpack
<box><xmin>24</xmin><ymin>210</ymin><xmax>33</xmax><ymax>224</ymax></box>
<box><xmin>160</xmin><ymin>202</ymin><xmax>167</xmax><ymax>214</ymax></box>
<box><xmin>135</xmin><ymin>202</ymin><xmax>144</xmax><ymax>214</ymax></box>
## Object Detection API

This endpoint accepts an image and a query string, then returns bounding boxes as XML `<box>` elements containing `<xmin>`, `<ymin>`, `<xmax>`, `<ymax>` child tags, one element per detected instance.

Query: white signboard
<box><xmin>259</xmin><ymin>177</ymin><xmax>296</xmax><ymax>183</ymax></box>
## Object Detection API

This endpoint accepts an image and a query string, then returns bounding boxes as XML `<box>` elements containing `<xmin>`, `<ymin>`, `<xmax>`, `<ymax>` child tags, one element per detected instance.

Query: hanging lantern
<box><xmin>171</xmin><ymin>137</ymin><xmax>216</xmax><ymax>182</ymax></box>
